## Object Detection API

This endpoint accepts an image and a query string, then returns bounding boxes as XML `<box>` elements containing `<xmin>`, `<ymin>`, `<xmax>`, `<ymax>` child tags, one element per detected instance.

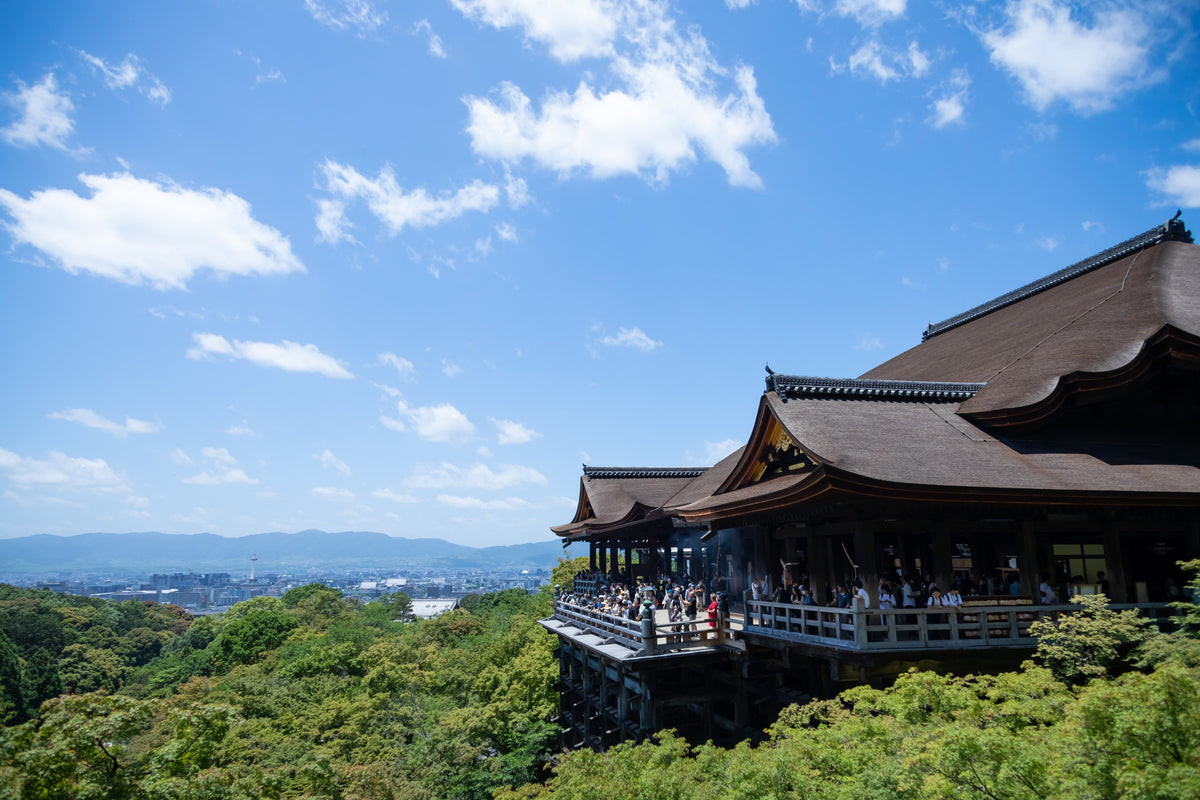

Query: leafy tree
<box><xmin>1031</xmin><ymin>593</ymin><xmax>1152</xmax><ymax>684</ymax></box>
<box><xmin>552</xmin><ymin>556</ymin><xmax>590</xmax><ymax>594</ymax></box>
<box><xmin>210</xmin><ymin>609</ymin><xmax>297</xmax><ymax>670</ymax></box>
<box><xmin>0</xmin><ymin>629</ymin><xmax>25</xmax><ymax>724</ymax></box>
<box><xmin>59</xmin><ymin>643</ymin><xmax>126</xmax><ymax>694</ymax></box>
<box><xmin>374</xmin><ymin>591</ymin><xmax>414</xmax><ymax>623</ymax></box>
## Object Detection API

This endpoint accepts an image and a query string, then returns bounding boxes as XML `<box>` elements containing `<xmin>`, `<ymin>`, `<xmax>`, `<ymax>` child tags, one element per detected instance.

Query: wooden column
<box><xmin>808</xmin><ymin>527</ymin><xmax>829</xmax><ymax>600</ymax></box>
<box><xmin>931</xmin><ymin>520</ymin><xmax>953</xmax><ymax>593</ymax></box>
<box><xmin>589</xmin><ymin>541</ymin><xmax>597</xmax><ymax>572</ymax></box>
<box><xmin>1018</xmin><ymin>521</ymin><xmax>1040</xmax><ymax>599</ymax></box>
<box><xmin>1102</xmin><ymin>516</ymin><xmax>1128</xmax><ymax>603</ymax></box>
<box><xmin>854</xmin><ymin>522</ymin><xmax>880</xmax><ymax>594</ymax></box>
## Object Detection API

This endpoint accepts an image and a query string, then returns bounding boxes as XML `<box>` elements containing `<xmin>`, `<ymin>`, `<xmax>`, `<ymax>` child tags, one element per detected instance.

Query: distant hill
<box><xmin>0</xmin><ymin>530</ymin><xmax>573</xmax><ymax>578</ymax></box>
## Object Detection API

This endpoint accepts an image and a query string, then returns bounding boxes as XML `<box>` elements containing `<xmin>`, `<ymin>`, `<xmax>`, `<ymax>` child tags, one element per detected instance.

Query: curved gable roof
<box><xmin>550</xmin><ymin>466</ymin><xmax>708</xmax><ymax>536</ymax></box>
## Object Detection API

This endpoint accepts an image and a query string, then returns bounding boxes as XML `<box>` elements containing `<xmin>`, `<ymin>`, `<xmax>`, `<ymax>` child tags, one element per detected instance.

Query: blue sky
<box><xmin>1</xmin><ymin>0</ymin><xmax>1199</xmax><ymax>547</ymax></box>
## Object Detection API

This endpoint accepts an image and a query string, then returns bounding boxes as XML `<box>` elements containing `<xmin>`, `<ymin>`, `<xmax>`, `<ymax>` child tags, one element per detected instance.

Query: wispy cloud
<box><xmin>492</xmin><ymin>418</ymin><xmax>540</xmax><ymax>445</ymax></box>
<box><xmin>413</xmin><ymin>19</ymin><xmax>447</xmax><ymax>58</ymax></box>
<box><xmin>598</xmin><ymin>326</ymin><xmax>662</xmax><ymax>352</ymax></box>
<box><xmin>315</xmin><ymin>449</ymin><xmax>352</xmax><ymax>475</ymax></box>
<box><xmin>1</xmin><ymin>73</ymin><xmax>77</xmax><ymax>150</ymax></box>
<box><xmin>187</xmin><ymin>332</ymin><xmax>353</xmax><ymax>379</ymax></box>
<box><xmin>77</xmin><ymin>50</ymin><xmax>171</xmax><ymax>104</ymax></box>
<box><xmin>315</xmin><ymin>160</ymin><xmax>499</xmax><ymax>242</ymax></box>
<box><xmin>48</xmin><ymin>408</ymin><xmax>160</xmax><ymax>437</ymax></box>
<box><xmin>385</xmin><ymin>399</ymin><xmax>477</xmax><ymax>445</ymax></box>
<box><xmin>181</xmin><ymin>446</ymin><xmax>258</xmax><ymax>485</ymax></box>
<box><xmin>0</xmin><ymin>447</ymin><xmax>130</xmax><ymax>494</ymax></box>
<box><xmin>378</xmin><ymin>352</ymin><xmax>416</xmax><ymax>381</ymax></box>
<box><xmin>403</xmin><ymin>461</ymin><xmax>546</xmax><ymax>490</ymax></box>
<box><xmin>304</xmin><ymin>0</ymin><xmax>387</xmax><ymax>37</ymax></box>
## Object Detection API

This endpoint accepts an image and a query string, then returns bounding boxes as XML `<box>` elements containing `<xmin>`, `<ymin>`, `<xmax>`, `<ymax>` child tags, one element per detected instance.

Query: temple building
<box><xmin>543</xmin><ymin>217</ymin><xmax>1200</xmax><ymax>750</ymax></box>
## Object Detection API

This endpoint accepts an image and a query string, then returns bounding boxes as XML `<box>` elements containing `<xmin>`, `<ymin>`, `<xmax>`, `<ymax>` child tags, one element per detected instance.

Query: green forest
<box><xmin>2</xmin><ymin>558</ymin><xmax>1199</xmax><ymax>800</ymax></box>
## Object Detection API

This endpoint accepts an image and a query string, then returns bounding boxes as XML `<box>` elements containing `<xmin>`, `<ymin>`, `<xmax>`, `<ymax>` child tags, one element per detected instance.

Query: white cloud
<box><xmin>389</xmin><ymin>400</ymin><xmax>477</xmax><ymax>445</ymax></box>
<box><xmin>704</xmin><ymin>438</ymin><xmax>741</xmax><ymax>463</ymax></box>
<box><xmin>450</xmin><ymin>0</ymin><xmax>620</xmax><ymax>63</ymax></box>
<box><xmin>379</xmin><ymin>352</ymin><xmax>416</xmax><ymax>381</ymax></box>
<box><xmin>854</xmin><ymin>334</ymin><xmax>885</xmax><ymax>351</ymax></box>
<box><xmin>170</xmin><ymin>448</ymin><xmax>193</xmax><ymax>466</ymax></box>
<box><xmin>413</xmin><ymin>19</ymin><xmax>447</xmax><ymax>58</ymax></box>
<box><xmin>379</xmin><ymin>414</ymin><xmax>407</xmax><ymax>432</ymax></box>
<box><xmin>1</xmin><ymin>73</ymin><xmax>76</xmax><ymax>150</ymax></box>
<box><xmin>305</xmin><ymin>0</ymin><xmax>387</xmax><ymax>37</ymax></box>
<box><xmin>495</xmin><ymin>222</ymin><xmax>519</xmax><ymax>242</ymax></box>
<box><xmin>1082</xmin><ymin>220</ymin><xmax>1105</xmax><ymax>232</ymax></box>
<box><xmin>492</xmin><ymin>418</ymin><xmax>540</xmax><ymax>445</ymax></box>
<box><xmin>441</xmin><ymin>358</ymin><xmax>462</xmax><ymax>378</ymax></box>
<box><xmin>77</xmin><ymin>50</ymin><xmax>171</xmax><ymax>104</ymax></box>
<box><xmin>48</xmin><ymin>408</ymin><xmax>160</xmax><ymax>438</ymax></box>
<box><xmin>311</xmin><ymin>486</ymin><xmax>355</xmax><ymax>502</ymax></box>
<box><xmin>928</xmin><ymin>68</ymin><xmax>971</xmax><ymax>128</ymax></box>
<box><xmin>461</xmin><ymin>1</ymin><xmax>776</xmax><ymax>188</ymax></box>
<box><xmin>436</xmin><ymin>494</ymin><xmax>534</xmax><ymax>510</ymax></box>
<box><xmin>372</xmin><ymin>381</ymin><xmax>402</xmax><ymax>398</ymax></box>
<box><xmin>316</xmin><ymin>449</ymin><xmax>352</xmax><ymax>475</ymax></box>
<box><xmin>1036</xmin><ymin>236</ymin><xmax>1059</xmax><ymax>251</ymax></box>
<box><xmin>316</xmin><ymin>160</ymin><xmax>500</xmax><ymax>239</ymax></box>
<box><xmin>0</xmin><ymin>447</ymin><xmax>130</xmax><ymax>494</ymax></box>
<box><xmin>0</xmin><ymin>173</ymin><xmax>304</xmax><ymax>290</ymax></box>
<box><xmin>225</xmin><ymin>422</ymin><xmax>255</xmax><ymax>435</ymax></box>
<box><xmin>835</xmin><ymin>0</ymin><xmax>906</xmax><ymax>27</ymax></box>
<box><xmin>599</xmin><ymin>326</ymin><xmax>662</xmax><ymax>352</ymax></box>
<box><xmin>187</xmin><ymin>332</ymin><xmax>353</xmax><ymax>379</ymax></box>
<box><xmin>371</xmin><ymin>488</ymin><xmax>418</xmax><ymax>503</ymax></box>
<box><xmin>842</xmin><ymin>39</ymin><xmax>928</xmax><ymax>83</ymax></box>
<box><xmin>505</xmin><ymin>173</ymin><xmax>531</xmax><ymax>207</ymax></box>
<box><xmin>982</xmin><ymin>0</ymin><xmax>1160</xmax><ymax>114</ymax></box>
<box><xmin>726</xmin><ymin>0</ymin><xmax>754</xmax><ymax>8</ymax></box>
<box><xmin>404</xmin><ymin>461</ymin><xmax>547</xmax><ymax>490</ymax></box>
<box><xmin>1145</xmin><ymin>165</ymin><xmax>1200</xmax><ymax>208</ymax></box>
<box><xmin>1182</xmin><ymin>139</ymin><xmax>1200</xmax><ymax>153</ymax></box>
<box><xmin>182</xmin><ymin>447</ymin><xmax>258</xmax><ymax>485</ymax></box>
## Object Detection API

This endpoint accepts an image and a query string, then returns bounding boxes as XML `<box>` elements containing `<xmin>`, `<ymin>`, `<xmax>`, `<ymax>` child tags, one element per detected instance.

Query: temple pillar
<box><xmin>1018</xmin><ymin>521</ymin><xmax>1039</xmax><ymax>599</ymax></box>
<box><xmin>854</xmin><ymin>522</ymin><xmax>880</xmax><ymax>594</ymax></box>
<box><xmin>931</xmin><ymin>520</ymin><xmax>953</xmax><ymax>594</ymax></box>
<box><xmin>806</xmin><ymin>527</ymin><xmax>828</xmax><ymax>600</ymax></box>
<box><xmin>1103</xmin><ymin>516</ymin><xmax>1129</xmax><ymax>603</ymax></box>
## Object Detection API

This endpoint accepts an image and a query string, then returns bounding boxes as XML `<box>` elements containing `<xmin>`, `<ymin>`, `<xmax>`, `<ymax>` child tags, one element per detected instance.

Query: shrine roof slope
<box><xmin>861</xmin><ymin>226</ymin><xmax>1200</xmax><ymax>417</ymax></box>
<box><xmin>550</xmin><ymin>466</ymin><xmax>709</xmax><ymax>536</ymax></box>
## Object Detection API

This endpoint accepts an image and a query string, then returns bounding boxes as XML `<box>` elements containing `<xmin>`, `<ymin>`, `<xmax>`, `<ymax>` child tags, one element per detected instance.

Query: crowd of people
<box><xmin>557</xmin><ymin>569</ymin><xmax>730</xmax><ymax>632</ymax></box>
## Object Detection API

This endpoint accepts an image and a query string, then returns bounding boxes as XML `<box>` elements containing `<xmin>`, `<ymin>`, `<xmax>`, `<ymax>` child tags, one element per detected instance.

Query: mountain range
<box><xmin>0</xmin><ymin>530</ymin><xmax>573</xmax><ymax>578</ymax></box>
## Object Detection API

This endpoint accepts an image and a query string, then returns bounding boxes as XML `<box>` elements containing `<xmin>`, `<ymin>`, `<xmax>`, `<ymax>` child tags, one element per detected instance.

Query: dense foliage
<box><xmin>0</xmin><ymin>580</ymin><xmax>558</xmax><ymax>799</ymax></box>
<box><xmin>2</xmin><ymin>560</ymin><xmax>1199</xmax><ymax>800</ymax></box>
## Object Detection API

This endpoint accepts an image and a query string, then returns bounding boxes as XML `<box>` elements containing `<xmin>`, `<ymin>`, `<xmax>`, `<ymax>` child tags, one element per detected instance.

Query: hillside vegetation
<box><xmin>2</xmin><ymin>558</ymin><xmax>1199</xmax><ymax>799</ymax></box>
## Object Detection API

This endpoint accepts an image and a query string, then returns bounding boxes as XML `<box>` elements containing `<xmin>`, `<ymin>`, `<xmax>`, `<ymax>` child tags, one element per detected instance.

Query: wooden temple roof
<box><xmin>552</xmin><ymin>218</ymin><xmax>1200</xmax><ymax>536</ymax></box>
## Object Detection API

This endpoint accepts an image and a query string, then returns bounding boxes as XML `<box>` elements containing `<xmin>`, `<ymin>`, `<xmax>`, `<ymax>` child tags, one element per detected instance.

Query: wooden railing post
<box><xmin>852</xmin><ymin>596</ymin><xmax>867</xmax><ymax>648</ymax></box>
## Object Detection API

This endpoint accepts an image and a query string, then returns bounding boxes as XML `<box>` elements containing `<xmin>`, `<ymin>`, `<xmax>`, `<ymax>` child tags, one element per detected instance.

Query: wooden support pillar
<box><xmin>589</xmin><ymin>542</ymin><xmax>597</xmax><ymax>572</ymax></box>
<box><xmin>624</xmin><ymin>546</ymin><xmax>633</xmax><ymax>579</ymax></box>
<box><xmin>1018</xmin><ymin>521</ymin><xmax>1040</xmax><ymax>599</ymax></box>
<box><xmin>808</xmin><ymin>528</ymin><xmax>828</xmax><ymax>600</ymax></box>
<box><xmin>931</xmin><ymin>520</ymin><xmax>953</xmax><ymax>594</ymax></box>
<box><xmin>854</xmin><ymin>522</ymin><xmax>880</xmax><ymax>594</ymax></box>
<box><xmin>1102</xmin><ymin>515</ymin><xmax>1128</xmax><ymax>603</ymax></box>
<box><xmin>610</xmin><ymin>542</ymin><xmax>619</xmax><ymax>579</ymax></box>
